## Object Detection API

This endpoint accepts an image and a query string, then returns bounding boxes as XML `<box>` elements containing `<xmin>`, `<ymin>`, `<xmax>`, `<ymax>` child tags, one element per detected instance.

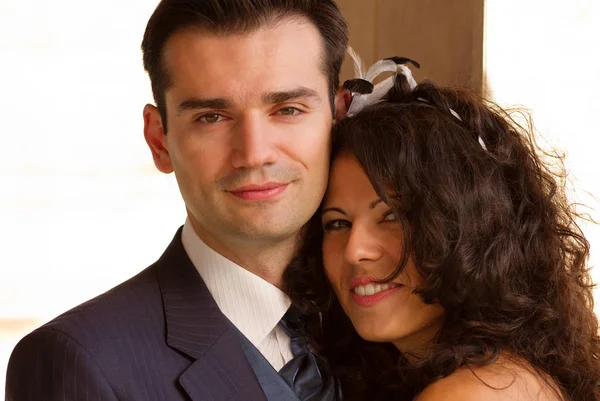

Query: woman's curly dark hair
<box><xmin>284</xmin><ymin>75</ymin><xmax>600</xmax><ymax>400</ymax></box>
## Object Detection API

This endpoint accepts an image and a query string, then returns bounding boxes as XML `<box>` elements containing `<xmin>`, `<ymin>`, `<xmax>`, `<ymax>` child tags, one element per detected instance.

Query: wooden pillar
<box><xmin>335</xmin><ymin>0</ymin><xmax>378</xmax><ymax>81</ymax></box>
<box><xmin>336</xmin><ymin>0</ymin><xmax>485</xmax><ymax>93</ymax></box>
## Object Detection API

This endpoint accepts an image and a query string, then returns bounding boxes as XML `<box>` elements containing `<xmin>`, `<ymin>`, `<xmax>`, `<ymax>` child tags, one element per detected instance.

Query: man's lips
<box><xmin>228</xmin><ymin>183</ymin><xmax>289</xmax><ymax>201</ymax></box>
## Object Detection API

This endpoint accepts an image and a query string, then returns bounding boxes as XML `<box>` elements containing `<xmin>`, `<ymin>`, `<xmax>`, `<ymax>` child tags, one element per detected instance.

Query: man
<box><xmin>5</xmin><ymin>1</ymin><xmax>349</xmax><ymax>400</ymax></box>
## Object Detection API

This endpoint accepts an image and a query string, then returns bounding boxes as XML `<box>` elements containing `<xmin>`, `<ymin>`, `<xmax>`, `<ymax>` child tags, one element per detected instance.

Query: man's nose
<box><xmin>230</xmin><ymin>114</ymin><xmax>278</xmax><ymax>169</ymax></box>
<box><xmin>344</xmin><ymin>223</ymin><xmax>382</xmax><ymax>265</ymax></box>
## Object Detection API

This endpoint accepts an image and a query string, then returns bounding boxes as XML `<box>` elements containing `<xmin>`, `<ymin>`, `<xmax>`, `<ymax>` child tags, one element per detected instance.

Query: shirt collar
<box><xmin>181</xmin><ymin>219</ymin><xmax>291</xmax><ymax>347</ymax></box>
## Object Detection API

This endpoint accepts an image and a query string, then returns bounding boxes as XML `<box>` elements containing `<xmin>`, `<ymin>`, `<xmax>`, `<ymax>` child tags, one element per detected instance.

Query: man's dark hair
<box><xmin>141</xmin><ymin>0</ymin><xmax>349</xmax><ymax>129</ymax></box>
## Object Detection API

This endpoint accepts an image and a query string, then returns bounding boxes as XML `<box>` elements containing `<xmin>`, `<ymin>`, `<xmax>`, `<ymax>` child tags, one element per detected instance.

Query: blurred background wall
<box><xmin>1</xmin><ymin>1</ymin><xmax>599</xmax><ymax>397</ymax></box>
<box><xmin>337</xmin><ymin>0</ymin><xmax>484</xmax><ymax>90</ymax></box>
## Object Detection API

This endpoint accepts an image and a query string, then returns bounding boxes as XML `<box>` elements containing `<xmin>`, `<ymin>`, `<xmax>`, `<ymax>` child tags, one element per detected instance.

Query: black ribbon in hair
<box><xmin>385</xmin><ymin>56</ymin><xmax>421</xmax><ymax>69</ymax></box>
<box><xmin>343</xmin><ymin>79</ymin><xmax>374</xmax><ymax>94</ymax></box>
<box><xmin>343</xmin><ymin>56</ymin><xmax>421</xmax><ymax>95</ymax></box>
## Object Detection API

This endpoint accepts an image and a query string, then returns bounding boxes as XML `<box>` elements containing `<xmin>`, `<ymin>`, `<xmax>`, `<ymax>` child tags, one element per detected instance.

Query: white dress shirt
<box><xmin>181</xmin><ymin>219</ymin><xmax>294</xmax><ymax>371</ymax></box>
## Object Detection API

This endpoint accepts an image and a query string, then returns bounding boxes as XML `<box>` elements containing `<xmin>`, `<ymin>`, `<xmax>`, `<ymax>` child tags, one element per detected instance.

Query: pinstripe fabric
<box><xmin>6</xmin><ymin>328</ymin><xmax>118</xmax><ymax>401</ymax></box>
<box><xmin>5</xmin><ymin>228</ymin><xmax>267</xmax><ymax>401</ymax></box>
<box><xmin>181</xmin><ymin>220</ymin><xmax>293</xmax><ymax>371</ymax></box>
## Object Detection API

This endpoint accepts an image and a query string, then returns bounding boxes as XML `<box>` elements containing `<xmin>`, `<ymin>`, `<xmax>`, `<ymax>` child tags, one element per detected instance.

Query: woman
<box><xmin>284</xmin><ymin>57</ymin><xmax>600</xmax><ymax>400</ymax></box>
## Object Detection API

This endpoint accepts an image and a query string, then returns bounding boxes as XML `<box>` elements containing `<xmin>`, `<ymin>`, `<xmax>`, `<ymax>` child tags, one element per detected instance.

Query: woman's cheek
<box><xmin>323</xmin><ymin>240</ymin><xmax>346</xmax><ymax>295</ymax></box>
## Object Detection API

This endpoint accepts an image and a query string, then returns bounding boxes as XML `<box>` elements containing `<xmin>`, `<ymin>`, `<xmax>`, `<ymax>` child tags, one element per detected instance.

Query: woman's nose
<box><xmin>344</xmin><ymin>223</ymin><xmax>382</xmax><ymax>265</ymax></box>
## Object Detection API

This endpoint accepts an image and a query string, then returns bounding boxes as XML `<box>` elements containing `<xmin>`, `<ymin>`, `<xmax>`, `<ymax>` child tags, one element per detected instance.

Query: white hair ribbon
<box><xmin>344</xmin><ymin>47</ymin><xmax>487</xmax><ymax>151</ymax></box>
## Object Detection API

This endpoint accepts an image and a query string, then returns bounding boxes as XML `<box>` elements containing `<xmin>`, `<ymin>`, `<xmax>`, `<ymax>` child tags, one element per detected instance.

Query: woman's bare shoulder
<box><xmin>414</xmin><ymin>357</ymin><xmax>563</xmax><ymax>401</ymax></box>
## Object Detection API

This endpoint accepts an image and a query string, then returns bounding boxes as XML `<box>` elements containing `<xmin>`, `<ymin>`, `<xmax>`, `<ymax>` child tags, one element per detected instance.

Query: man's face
<box><xmin>145</xmin><ymin>19</ymin><xmax>337</xmax><ymax>252</ymax></box>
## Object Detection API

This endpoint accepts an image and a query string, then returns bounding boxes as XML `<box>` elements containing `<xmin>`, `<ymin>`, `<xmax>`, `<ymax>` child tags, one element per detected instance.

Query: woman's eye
<box><xmin>196</xmin><ymin>113</ymin><xmax>225</xmax><ymax>124</ymax></box>
<box><xmin>323</xmin><ymin>219</ymin><xmax>351</xmax><ymax>231</ymax></box>
<box><xmin>382</xmin><ymin>210</ymin><xmax>398</xmax><ymax>222</ymax></box>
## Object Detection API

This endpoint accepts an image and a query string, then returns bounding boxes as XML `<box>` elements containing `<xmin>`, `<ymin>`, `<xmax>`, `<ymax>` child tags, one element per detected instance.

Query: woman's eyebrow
<box><xmin>321</xmin><ymin>207</ymin><xmax>347</xmax><ymax>217</ymax></box>
<box><xmin>369</xmin><ymin>199</ymin><xmax>383</xmax><ymax>209</ymax></box>
<box><xmin>371</xmin><ymin>195</ymin><xmax>401</xmax><ymax>209</ymax></box>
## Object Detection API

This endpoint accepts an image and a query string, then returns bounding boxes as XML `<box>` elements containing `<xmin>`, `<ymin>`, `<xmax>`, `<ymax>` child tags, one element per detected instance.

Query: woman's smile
<box><xmin>321</xmin><ymin>151</ymin><xmax>444</xmax><ymax>349</ymax></box>
<box><xmin>349</xmin><ymin>276</ymin><xmax>404</xmax><ymax>307</ymax></box>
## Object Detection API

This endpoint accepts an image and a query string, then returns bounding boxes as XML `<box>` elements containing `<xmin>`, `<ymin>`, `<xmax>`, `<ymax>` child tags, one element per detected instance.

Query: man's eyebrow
<box><xmin>177</xmin><ymin>97</ymin><xmax>231</xmax><ymax>115</ymax></box>
<box><xmin>263</xmin><ymin>87</ymin><xmax>322</xmax><ymax>105</ymax></box>
<box><xmin>321</xmin><ymin>207</ymin><xmax>347</xmax><ymax>217</ymax></box>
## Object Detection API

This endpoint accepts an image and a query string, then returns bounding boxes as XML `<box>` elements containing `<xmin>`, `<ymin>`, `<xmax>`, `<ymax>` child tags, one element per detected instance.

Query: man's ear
<box><xmin>143</xmin><ymin>104</ymin><xmax>173</xmax><ymax>174</ymax></box>
<box><xmin>334</xmin><ymin>87</ymin><xmax>351</xmax><ymax>122</ymax></box>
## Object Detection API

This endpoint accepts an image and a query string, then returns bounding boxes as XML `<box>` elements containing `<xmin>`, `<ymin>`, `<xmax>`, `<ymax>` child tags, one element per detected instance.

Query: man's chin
<box><xmin>231</xmin><ymin>221</ymin><xmax>300</xmax><ymax>242</ymax></box>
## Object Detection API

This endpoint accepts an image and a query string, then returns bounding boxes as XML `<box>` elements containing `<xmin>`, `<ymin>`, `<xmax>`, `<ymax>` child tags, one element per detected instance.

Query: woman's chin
<box><xmin>353</xmin><ymin>322</ymin><xmax>399</xmax><ymax>344</ymax></box>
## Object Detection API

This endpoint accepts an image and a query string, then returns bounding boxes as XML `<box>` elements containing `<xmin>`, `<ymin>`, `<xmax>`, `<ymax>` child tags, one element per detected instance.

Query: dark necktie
<box><xmin>277</xmin><ymin>306</ymin><xmax>343</xmax><ymax>401</ymax></box>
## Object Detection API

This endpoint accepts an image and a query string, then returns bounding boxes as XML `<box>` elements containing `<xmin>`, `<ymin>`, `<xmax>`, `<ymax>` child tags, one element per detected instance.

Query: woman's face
<box><xmin>322</xmin><ymin>152</ymin><xmax>444</xmax><ymax>353</ymax></box>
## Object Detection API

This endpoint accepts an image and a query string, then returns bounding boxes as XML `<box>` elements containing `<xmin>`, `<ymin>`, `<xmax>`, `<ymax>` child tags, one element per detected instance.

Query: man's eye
<box><xmin>196</xmin><ymin>113</ymin><xmax>225</xmax><ymax>124</ymax></box>
<box><xmin>277</xmin><ymin>107</ymin><xmax>301</xmax><ymax>116</ymax></box>
<box><xmin>323</xmin><ymin>219</ymin><xmax>351</xmax><ymax>231</ymax></box>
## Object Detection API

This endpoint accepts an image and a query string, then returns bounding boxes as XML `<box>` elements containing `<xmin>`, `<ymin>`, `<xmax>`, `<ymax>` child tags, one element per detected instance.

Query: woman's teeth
<box><xmin>353</xmin><ymin>283</ymin><xmax>398</xmax><ymax>296</ymax></box>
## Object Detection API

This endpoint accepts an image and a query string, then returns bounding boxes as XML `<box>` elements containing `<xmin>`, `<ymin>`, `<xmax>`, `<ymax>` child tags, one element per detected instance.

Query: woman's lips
<box><xmin>349</xmin><ymin>276</ymin><xmax>403</xmax><ymax>307</ymax></box>
<box><xmin>351</xmin><ymin>283</ymin><xmax>403</xmax><ymax>307</ymax></box>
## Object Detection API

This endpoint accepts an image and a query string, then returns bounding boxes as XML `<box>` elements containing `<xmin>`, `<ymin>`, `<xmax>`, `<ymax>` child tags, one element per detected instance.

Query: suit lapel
<box><xmin>179</xmin><ymin>328</ymin><xmax>272</xmax><ymax>401</ymax></box>
<box><xmin>156</xmin><ymin>228</ymin><xmax>267</xmax><ymax>401</ymax></box>
<box><xmin>229</xmin><ymin>322</ymin><xmax>300</xmax><ymax>401</ymax></box>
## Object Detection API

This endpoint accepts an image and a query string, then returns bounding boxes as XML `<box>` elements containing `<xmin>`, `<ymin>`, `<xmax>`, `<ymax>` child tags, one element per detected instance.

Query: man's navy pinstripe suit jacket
<box><xmin>6</xmin><ymin>228</ymin><xmax>268</xmax><ymax>401</ymax></box>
